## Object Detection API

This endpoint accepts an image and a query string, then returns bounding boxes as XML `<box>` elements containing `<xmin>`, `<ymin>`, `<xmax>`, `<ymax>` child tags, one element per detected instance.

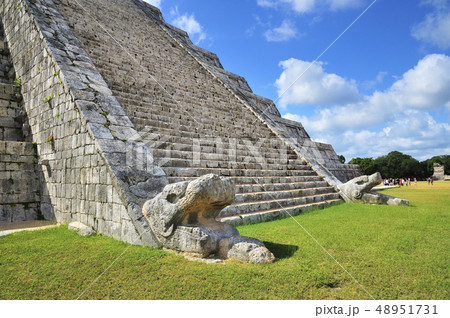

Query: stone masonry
<box><xmin>0</xmin><ymin>20</ymin><xmax>47</xmax><ymax>222</ymax></box>
<box><xmin>1</xmin><ymin>0</ymin><xmax>363</xmax><ymax>244</ymax></box>
<box><xmin>1</xmin><ymin>0</ymin><xmax>166</xmax><ymax>245</ymax></box>
<box><xmin>53</xmin><ymin>0</ymin><xmax>351</xmax><ymax>226</ymax></box>
<box><xmin>140</xmin><ymin>2</ymin><xmax>362</xmax><ymax>185</ymax></box>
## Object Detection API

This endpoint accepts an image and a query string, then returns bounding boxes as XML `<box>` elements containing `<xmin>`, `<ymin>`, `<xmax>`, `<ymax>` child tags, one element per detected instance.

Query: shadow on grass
<box><xmin>263</xmin><ymin>241</ymin><xmax>298</xmax><ymax>259</ymax></box>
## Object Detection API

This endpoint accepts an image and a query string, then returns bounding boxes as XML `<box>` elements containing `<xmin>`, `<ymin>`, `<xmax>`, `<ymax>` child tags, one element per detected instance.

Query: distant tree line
<box><xmin>347</xmin><ymin>151</ymin><xmax>450</xmax><ymax>179</ymax></box>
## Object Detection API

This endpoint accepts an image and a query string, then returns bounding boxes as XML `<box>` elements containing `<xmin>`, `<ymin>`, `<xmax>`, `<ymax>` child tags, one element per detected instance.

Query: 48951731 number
<box><xmin>376</xmin><ymin>305</ymin><xmax>438</xmax><ymax>315</ymax></box>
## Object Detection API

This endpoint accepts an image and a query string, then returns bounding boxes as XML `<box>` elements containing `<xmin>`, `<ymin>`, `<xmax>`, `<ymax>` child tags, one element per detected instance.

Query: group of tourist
<box><xmin>383</xmin><ymin>178</ymin><xmax>418</xmax><ymax>186</ymax></box>
<box><xmin>383</xmin><ymin>177</ymin><xmax>435</xmax><ymax>186</ymax></box>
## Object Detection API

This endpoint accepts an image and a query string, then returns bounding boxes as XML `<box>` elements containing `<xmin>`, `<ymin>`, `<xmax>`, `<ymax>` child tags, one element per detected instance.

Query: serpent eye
<box><xmin>166</xmin><ymin>193</ymin><xmax>177</xmax><ymax>203</ymax></box>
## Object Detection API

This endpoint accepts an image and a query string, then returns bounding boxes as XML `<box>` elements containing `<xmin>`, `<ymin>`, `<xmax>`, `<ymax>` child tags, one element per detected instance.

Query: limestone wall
<box><xmin>1</xmin><ymin>0</ymin><xmax>166</xmax><ymax>245</ymax></box>
<box><xmin>0</xmin><ymin>141</ymin><xmax>41</xmax><ymax>221</ymax></box>
<box><xmin>0</xmin><ymin>19</ymin><xmax>46</xmax><ymax>223</ymax></box>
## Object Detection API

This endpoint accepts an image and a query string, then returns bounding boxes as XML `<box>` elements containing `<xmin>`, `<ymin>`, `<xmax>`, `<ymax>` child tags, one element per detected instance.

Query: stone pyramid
<box><xmin>0</xmin><ymin>0</ymin><xmax>361</xmax><ymax>245</ymax></box>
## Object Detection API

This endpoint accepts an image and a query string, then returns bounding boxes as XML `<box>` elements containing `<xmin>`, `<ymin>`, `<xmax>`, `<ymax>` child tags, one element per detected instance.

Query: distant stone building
<box><xmin>432</xmin><ymin>163</ymin><xmax>446</xmax><ymax>180</ymax></box>
<box><xmin>0</xmin><ymin>0</ymin><xmax>362</xmax><ymax>245</ymax></box>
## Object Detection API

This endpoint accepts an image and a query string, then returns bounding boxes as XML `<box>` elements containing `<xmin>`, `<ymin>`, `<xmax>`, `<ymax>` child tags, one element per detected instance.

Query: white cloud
<box><xmin>170</xmin><ymin>7</ymin><xmax>207</xmax><ymax>45</ymax></box>
<box><xmin>143</xmin><ymin>0</ymin><xmax>161</xmax><ymax>8</ymax></box>
<box><xmin>362</xmin><ymin>71</ymin><xmax>387</xmax><ymax>90</ymax></box>
<box><xmin>278</xmin><ymin>54</ymin><xmax>450</xmax><ymax>130</ymax></box>
<box><xmin>257</xmin><ymin>0</ymin><xmax>315</xmax><ymax>13</ymax></box>
<box><xmin>388</xmin><ymin>54</ymin><xmax>450</xmax><ymax>109</ymax></box>
<box><xmin>310</xmin><ymin>111</ymin><xmax>450</xmax><ymax>161</ymax></box>
<box><xmin>257</xmin><ymin>1</ymin><xmax>367</xmax><ymax>42</ymax></box>
<box><xmin>327</xmin><ymin>0</ymin><xmax>365</xmax><ymax>11</ymax></box>
<box><xmin>287</xmin><ymin>0</ymin><xmax>316</xmax><ymax>13</ymax></box>
<box><xmin>283</xmin><ymin>113</ymin><xmax>302</xmax><ymax>122</ymax></box>
<box><xmin>264</xmin><ymin>20</ymin><xmax>299</xmax><ymax>42</ymax></box>
<box><xmin>412</xmin><ymin>1</ymin><xmax>450</xmax><ymax>49</ymax></box>
<box><xmin>257</xmin><ymin>0</ymin><xmax>278</xmax><ymax>8</ymax></box>
<box><xmin>275</xmin><ymin>58</ymin><xmax>361</xmax><ymax>107</ymax></box>
<box><xmin>257</xmin><ymin>0</ymin><xmax>366</xmax><ymax>13</ymax></box>
<box><xmin>375</xmin><ymin>71</ymin><xmax>387</xmax><ymax>83</ymax></box>
<box><xmin>280</xmin><ymin>54</ymin><xmax>450</xmax><ymax>160</ymax></box>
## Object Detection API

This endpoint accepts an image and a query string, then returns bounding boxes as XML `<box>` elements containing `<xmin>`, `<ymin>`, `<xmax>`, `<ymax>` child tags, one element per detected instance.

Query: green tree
<box><xmin>348</xmin><ymin>157</ymin><xmax>377</xmax><ymax>175</ymax></box>
<box><xmin>350</xmin><ymin>151</ymin><xmax>428</xmax><ymax>178</ymax></box>
<box><xmin>338</xmin><ymin>155</ymin><xmax>346</xmax><ymax>164</ymax></box>
<box><xmin>422</xmin><ymin>155</ymin><xmax>450</xmax><ymax>176</ymax></box>
<box><xmin>374</xmin><ymin>151</ymin><xmax>422</xmax><ymax>178</ymax></box>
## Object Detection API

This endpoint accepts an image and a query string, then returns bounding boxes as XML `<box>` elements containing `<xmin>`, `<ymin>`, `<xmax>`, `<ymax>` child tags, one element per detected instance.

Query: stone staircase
<box><xmin>0</xmin><ymin>21</ymin><xmax>42</xmax><ymax>222</ymax></box>
<box><xmin>53</xmin><ymin>0</ymin><xmax>343</xmax><ymax>225</ymax></box>
<box><xmin>140</xmin><ymin>130</ymin><xmax>341</xmax><ymax>225</ymax></box>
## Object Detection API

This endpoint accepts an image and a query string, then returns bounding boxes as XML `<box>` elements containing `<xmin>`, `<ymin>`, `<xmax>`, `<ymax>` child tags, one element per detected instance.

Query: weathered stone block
<box><xmin>68</xmin><ymin>221</ymin><xmax>96</xmax><ymax>237</ymax></box>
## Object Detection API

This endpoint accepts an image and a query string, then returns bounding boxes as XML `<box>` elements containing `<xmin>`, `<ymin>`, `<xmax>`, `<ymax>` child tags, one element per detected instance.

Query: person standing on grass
<box><xmin>428</xmin><ymin>177</ymin><xmax>430</xmax><ymax>185</ymax></box>
<box><xmin>414</xmin><ymin>178</ymin><xmax>417</xmax><ymax>186</ymax></box>
<box><xmin>431</xmin><ymin>177</ymin><xmax>434</xmax><ymax>185</ymax></box>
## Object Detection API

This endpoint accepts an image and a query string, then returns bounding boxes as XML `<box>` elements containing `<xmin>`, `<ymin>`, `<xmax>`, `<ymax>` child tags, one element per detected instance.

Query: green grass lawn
<box><xmin>1</xmin><ymin>181</ymin><xmax>448</xmax><ymax>300</ymax></box>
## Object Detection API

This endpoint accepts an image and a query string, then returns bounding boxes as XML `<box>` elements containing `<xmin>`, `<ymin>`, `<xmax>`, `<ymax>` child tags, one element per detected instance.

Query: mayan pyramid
<box><xmin>0</xmin><ymin>0</ymin><xmax>361</xmax><ymax>245</ymax></box>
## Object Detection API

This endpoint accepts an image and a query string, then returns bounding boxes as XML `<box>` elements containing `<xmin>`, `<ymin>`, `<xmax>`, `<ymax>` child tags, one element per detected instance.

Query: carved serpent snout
<box><xmin>142</xmin><ymin>174</ymin><xmax>276</xmax><ymax>263</ymax></box>
<box><xmin>337</xmin><ymin>172</ymin><xmax>383</xmax><ymax>202</ymax></box>
<box><xmin>179</xmin><ymin>174</ymin><xmax>235</xmax><ymax>220</ymax></box>
<box><xmin>352</xmin><ymin>172</ymin><xmax>382</xmax><ymax>193</ymax></box>
<box><xmin>143</xmin><ymin>174</ymin><xmax>236</xmax><ymax>236</ymax></box>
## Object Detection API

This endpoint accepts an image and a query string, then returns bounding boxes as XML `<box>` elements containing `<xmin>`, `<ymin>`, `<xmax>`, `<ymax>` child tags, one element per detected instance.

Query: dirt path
<box><xmin>0</xmin><ymin>220</ymin><xmax>59</xmax><ymax>235</ymax></box>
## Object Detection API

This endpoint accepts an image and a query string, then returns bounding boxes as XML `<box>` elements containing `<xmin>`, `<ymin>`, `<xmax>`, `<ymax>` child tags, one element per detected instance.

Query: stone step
<box><xmin>220</xmin><ymin>192</ymin><xmax>341</xmax><ymax>218</ymax></box>
<box><xmin>0</xmin><ymin>82</ymin><xmax>20</xmax><ymax>101</ymax></box>
<box><xmin>0</xmin><ymin>64</ymin><xmax>11</xmax><ymax>81</ymax></box>
<box><xmin>0</xmin><ymin>99</ymin><xmax>20</xmax><ymax>117</ymax></box>
<box><xmin>130</xmin><ymin>104</ymin><xmax>268</xmax><ymax>134</ymax></box>
<box><xmin>234</xmin><ymin>186</ymin><xmax>336</xmax><ymax>204</ymax></box>
<box><xmin>0</xmin><ymin>141</ymin><xmax>39</xmax><ymax>204</ymax></box>
<box><xmin>120</xmin><ymin>89</ymin><xmax>264</xmax><ymax>120</ymax></box>
<box><xmin>162</xmin><ymin>166</ymin><xmax>317</xmax><ymax>178</ymax></box>
<box><xmin>0</xmin><ymin>141</ymin><xmax>37</xmax><ymax>159</ymax></box>
<box><xmin>0</xmin><ymin>58</ymin><xmax>10</xmax><ymax>68</ymax></box>
<box><xmin>0</xmin><ymin>127</ymin><xmax>24</xmax><ymax>142</ymax></box>
<box><xmin>0</xmin><ymin>203</ymin><xmax>40</xmax><ymax>222</ymax></box>
<box><xmin>236</xmin><ymin>180</ymin><xmax>330</xmax><ymax>193</ymax></box>
<box><xmin>156</xmin><ymin>157</ymin><xmax>309</xmax><ymax>171</ymax></box>
<box><xmin>218</xmin><ymin>199</ymin><xmax>343</xmax><ymax>226</ymax></box>
<box><xmin>152</xmin><ymin>148</ymin><xmax>305</xmax><ymax>166</ymax></box>
<box><xmin>167</xmin><ymin>175</ymin><xmax>325</xmax><ymax>185</ymax></box>
<box><xmin>0</xmin><ymin>82</ymin><xmax>15</xmax><ymax>94</ymax></box>
<box><xmin>97</xmin><ymin>63</ymin><xmax>263</xmax><ymax>120</ymax></box>
<box><xmin>130</xmin><ymin>99</ymin><xmax>255</xmax><ymax>121</ymax></box>
<box><xmin>137</xmin><ymin>116</ymin><xmax>271</xmax><ymax>139</ymax></box>
<box><xmin>108</xmin><ymin>70</ymin><xmax>241</xmax><ymax>107</ymax></box>
<box><xmin>0</xmin><ymin>188</ymin><xmax>41</xmax><ymax>204</ymax></box>
<box><xmin>0</xmin><ymin>116</ymin><xmax>21</xmax><ymax>129</ymax></box>
<box><xmin>142</xmin><ymin>130</ymin><xmax>299</xmax><ymax>160</ymax></box>
<box><xmin>0</xmin><ymin>61</ymin><xmax>11</xmax><ymax>81</ymax></box>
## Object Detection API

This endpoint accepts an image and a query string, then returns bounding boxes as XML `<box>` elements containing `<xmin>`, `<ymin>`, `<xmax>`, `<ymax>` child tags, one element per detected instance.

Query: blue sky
<box><xmin>144</xmin><ymin>0</ymin><xmax>450</xmax><ymax>162</ymax></box>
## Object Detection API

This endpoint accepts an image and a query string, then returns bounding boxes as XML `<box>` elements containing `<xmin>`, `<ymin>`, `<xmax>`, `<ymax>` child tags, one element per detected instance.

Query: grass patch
<box><xmin>0</xmin><ymin>182</ymin><xmax>448</xmax><ymax>299</ymax></box>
